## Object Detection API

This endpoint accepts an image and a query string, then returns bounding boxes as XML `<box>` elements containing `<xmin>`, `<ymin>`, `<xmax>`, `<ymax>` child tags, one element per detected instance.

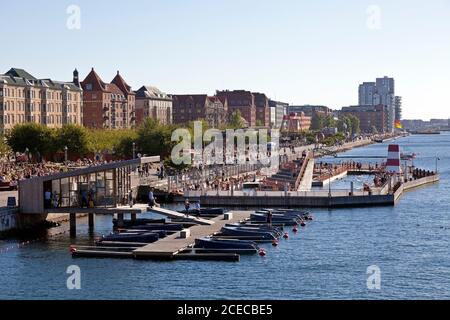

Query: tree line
<box><xmin>311</xmin><ymin>114</ymin><xmax>361</xmax><ymax>135</ymax></box>
<box><xmin>0</xmin><ymin>110</ymin><xmax>249</xmax><ymax>162</ymax></box>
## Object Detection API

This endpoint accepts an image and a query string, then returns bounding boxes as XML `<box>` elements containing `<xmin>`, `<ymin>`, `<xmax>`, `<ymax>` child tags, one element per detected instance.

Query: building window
<box><xmin>86</xmin><ymin>84</ymin><xmax>92</xmax><ymax>91</ymax></box>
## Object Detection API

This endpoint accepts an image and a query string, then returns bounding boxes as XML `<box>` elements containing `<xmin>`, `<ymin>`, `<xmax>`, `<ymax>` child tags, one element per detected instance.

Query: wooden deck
<box><xmin>133</xmin><ymin>211</ymin><xmax>251</xmax><ymax>259</ymax></box>
<box><xmin>147</xmin><ymin>206</ymin><xmax>214</xmax><ymax>226</ymax></box>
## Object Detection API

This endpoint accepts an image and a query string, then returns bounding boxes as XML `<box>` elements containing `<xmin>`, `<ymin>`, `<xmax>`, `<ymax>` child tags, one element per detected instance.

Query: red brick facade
<box><xmin>253</xmin><ymin>92</ymin><xmax>270</xmax><ymax>127</ymax></box>
<box><xmin>216</xmin><ymin>90</ymin><xmax>256</xmax><ymax>127</ymax></box>
<box><xmin>172</xmin><ymin>94</ymin><xmax>226</xmax><ymax>127</ymax></box>
<box><xmin>80</xmin><ymin>69</ymin><xmax>135</xmax><ymax>129</ymax></box>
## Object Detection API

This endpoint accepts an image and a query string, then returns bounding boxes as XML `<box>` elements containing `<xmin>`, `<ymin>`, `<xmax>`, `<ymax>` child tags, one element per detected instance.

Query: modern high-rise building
<box><xmin>395</xmin><ymin>96</ymin><xmax>402</xmax><ymax>121</ymax></box>
<box><xmin>358</xmin><ymin>76</ymin><xmax>396</xmax><ymax>132</ymax></box>
<box><xmin>358</xmin><ymin>82</ymin><xmax>377</xmax><ymax>106</ymax></box>
<box><xmin>0</xmin><ymin>68</ymin><xmax>83</xmax><ymax>134</ymax></box>
<box><xmin>80</xmin><ymin>69</ymin><xmax>136</xmax><ymax>129</ymax></box>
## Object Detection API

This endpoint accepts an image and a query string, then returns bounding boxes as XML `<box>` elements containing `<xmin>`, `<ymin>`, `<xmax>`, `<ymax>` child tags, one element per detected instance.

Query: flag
<box><xmin>395</xmin><ymin>120</ymin><xmax>403</xmax><ymax>129</ymax></box>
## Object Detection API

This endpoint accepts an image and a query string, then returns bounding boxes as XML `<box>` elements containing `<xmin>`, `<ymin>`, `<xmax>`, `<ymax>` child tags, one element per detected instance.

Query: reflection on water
<box><xmin>0</xmin><ymin>133</ymin><xmax>450</xmax><ymax>300</ymax></box>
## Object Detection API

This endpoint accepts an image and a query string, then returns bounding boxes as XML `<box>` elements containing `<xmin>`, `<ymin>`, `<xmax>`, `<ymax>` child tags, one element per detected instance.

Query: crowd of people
<box><xmin>0</xmin><ymin>156</ymin><xmax>126</xmax><ymax>190</ymax></box>
<box><xmin>0</xmin><ymin>162</ymin><xmax>61</xmax><ymax>188</ymax></box>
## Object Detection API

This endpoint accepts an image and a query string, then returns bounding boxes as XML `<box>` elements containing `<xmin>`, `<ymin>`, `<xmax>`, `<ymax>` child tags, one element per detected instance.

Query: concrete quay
<box><xmin>193</xmin><ymin>175</ymin><xmax>439</xmax><ymax>208</ymax></box>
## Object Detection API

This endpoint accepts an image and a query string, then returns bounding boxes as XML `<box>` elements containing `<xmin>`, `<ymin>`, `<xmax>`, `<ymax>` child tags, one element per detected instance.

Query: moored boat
<box><xmin>218</xmin><ymin>226</ymin><xmax>277</xmax><ymax>240</ymax></box>
<box><xmin>225</xmin><ymin>224</ymin><xmax>283</xmax><ymax>236</ymax></box>
<box><xmin>113</xmin><ymin>218</ymin><xmax>166</xmax><ymax>228</ymax></box>
<box><xmin>250</xmin><ymin>213</ymin><xmax>301</xmax><ymax>226</ymax></box>
<box><xmin>195</xmin><ymin>237</ymin><xmax>259</xmax><ymax>250</ymax></box>
<box><xmin>100</xmin><ymin>232</ymin><xmax>159</xmax><ymax>243</ymax></box>
<box><xmin>129</xmin><ymin>224</ymin><xmax>184</xmax><ymax>231</ymax></box>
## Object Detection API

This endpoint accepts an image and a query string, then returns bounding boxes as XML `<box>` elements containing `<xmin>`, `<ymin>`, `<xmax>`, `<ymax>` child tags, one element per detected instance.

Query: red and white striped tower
<box><xmin>386</xmin><ymin>144</ymin><xmax>402</xmax><ymax>174</ymax></box>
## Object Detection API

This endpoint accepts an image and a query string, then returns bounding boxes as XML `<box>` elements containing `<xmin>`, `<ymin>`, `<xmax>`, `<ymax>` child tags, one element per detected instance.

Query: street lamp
<box><xmin>64</xmin><ymin>146</ymin><xmax>68</xmax><ymax>164</ymax></box>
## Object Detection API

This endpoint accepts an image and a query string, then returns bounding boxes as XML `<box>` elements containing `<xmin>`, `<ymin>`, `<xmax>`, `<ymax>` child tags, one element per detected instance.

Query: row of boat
<box><xmin>91</xmin><ymin>208</ymin><xmax>314</xmax><ymax>259</ymax></box>
<box><xmin>100</xmin><ymin>219</ymin><xmax>186</xmax><ymax>244</ymax></box>
<box><xmin>194</xmin><ymin>209</ymin><xmax>313</xmax><ymax>253</ymax></box>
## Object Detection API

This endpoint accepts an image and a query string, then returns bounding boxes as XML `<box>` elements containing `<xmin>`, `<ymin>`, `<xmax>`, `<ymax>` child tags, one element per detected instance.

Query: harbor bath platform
<box><xmin>133</xmin><ymin>210</ymin><xmax>252</xmax><ymax>260</ymax></box>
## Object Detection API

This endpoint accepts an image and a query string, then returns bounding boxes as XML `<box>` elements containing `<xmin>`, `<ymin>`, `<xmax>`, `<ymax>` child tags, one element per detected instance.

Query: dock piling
<box><xmin>117</xmin><ymin>213</ymin><xmax>124</xmax><ymax>228</ymax></box>
<box><xmin>69</xmin><ymin>213</ymin><xmax>76</xmax><ymax>238</ymax></box>
<box><xmin>88</xmin><ymin>213</ymin><xmax>94</xmax><ymax>230</ymax></box>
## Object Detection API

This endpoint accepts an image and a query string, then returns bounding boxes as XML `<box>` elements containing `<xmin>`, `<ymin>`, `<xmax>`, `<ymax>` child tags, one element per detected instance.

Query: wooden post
<box><xmin>117</xmin><ymin>213</ymin><xmax>124</xmax><ymax>228</ymax></box>
<box><xmin>88</xmin><ymin>213</ymin><xmax>94</xmax><ymax>230</ymax></box>
<box><xmin>69</xmin><ymin>213</ymin><xmax>76</xmax><ymax>238</ymax></box>
<box><xmin>112</xmin><ymin>169</ymin><xmax>117</xmax><ymax>207</ymax></box>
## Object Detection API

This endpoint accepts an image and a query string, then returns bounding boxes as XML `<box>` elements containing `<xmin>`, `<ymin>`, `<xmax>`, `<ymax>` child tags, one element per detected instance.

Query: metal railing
<box><xmin>186</xmin><ymin>187</ymin><xmax>386</xmax><ymax>198</ymax></box>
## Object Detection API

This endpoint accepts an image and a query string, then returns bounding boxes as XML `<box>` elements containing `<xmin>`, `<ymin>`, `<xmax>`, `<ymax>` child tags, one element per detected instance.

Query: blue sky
<box><xmin>1</xmin><ymin>0</ymin><xmax>449</xmax><ymax>120</ymax></box>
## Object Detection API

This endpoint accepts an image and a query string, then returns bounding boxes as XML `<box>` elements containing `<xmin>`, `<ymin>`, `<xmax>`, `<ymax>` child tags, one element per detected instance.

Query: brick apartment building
<box><xmin>0</xmin><ymin>68</ymin><xmax>83</xmax><ymax>134</ymax></box>
<box><xmin>339</xmin><ymin>105</ymin><xmax>387</xmax><ymax>133</ymax></box>
<box><xmin>135</xmin><ymin>86</ymin><xmax>172</xmax><ymax>125</ymax></box>
<box><xmin>288</xmin><ymin>105</ymin><xmax>332</xmax><ymax>118</ymax></box>
<box><xmin>253</xmin><ymin>92</ymin><xmax>271</xmax><ymax>127</ymax></box>
<box><xmin>281</xmin><ymin>112</ymin><xmax>312</xmax><ymax>133</ymax></box>
<box><xmin>172</xmin><ymin>94</ymin><xmax>227</xmax><ymax>127</ymax></box>
<box><xmin>80</xmin><ymin>69</ymin><xmax>135</xmax><ymax>129</ymax></box>
<box><xmin>216</xmin><ymin>90</ymin><xmax>256</xmax><ymax>127</ymax></box>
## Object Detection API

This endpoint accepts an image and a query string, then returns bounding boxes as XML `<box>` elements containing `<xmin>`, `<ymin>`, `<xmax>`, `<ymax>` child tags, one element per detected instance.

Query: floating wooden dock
<box><xmin>147</xmin><ymin>206</ymin><xmax>214</xmax><ymax>226</ymax></box>
<box><xmin>133</xmin><ymin>211</ymin><xmax>251</xmax><ymax>260</ymax></box>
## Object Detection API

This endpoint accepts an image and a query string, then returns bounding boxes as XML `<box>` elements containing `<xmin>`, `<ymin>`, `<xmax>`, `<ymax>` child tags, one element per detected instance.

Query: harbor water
<box><xmin>0</xmin><ymin>133</ymin><xmax>449</xmax><ymax>300</ymax></box>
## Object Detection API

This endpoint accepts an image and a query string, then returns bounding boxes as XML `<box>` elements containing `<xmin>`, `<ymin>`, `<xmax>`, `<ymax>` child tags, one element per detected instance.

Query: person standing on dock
<box><xmin>81</xmin><ymin>190</ymin><xmax>88</xmax><ymax>208</ymax></box>
<box><xmin>44</xmin><ymin>189</ymin><xmax>52</xmax><ymax>209</ymax></box>
<box><xmin>128</xmin><ymin>190</ymin><xmax>134</xmax><ymax>208</ymax></box>
<box><xmin>194</xmin><ymin>201</ymin><xmax>201</xmax><ymax>217</ymax></box>
<box><xmin>148</xmin><ymin>188</ymin><xmax>156</xmax><ymax>208</ymax></box>
<box><xmin>184</xmin><ymin>199</ymin><xmax>190</xmax><ymax>217</ymax></box>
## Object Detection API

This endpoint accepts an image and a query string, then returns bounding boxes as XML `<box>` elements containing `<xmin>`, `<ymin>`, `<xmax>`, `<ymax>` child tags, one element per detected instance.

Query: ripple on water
<box><xmin>1</xmin><ymin>134</ymin><xmax>450</xmax><ymax>299</ymax></box>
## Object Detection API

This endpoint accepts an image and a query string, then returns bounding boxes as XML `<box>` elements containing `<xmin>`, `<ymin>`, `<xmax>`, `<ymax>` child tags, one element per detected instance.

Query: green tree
<box><xmin>56</xmin><ymin>125</ymin><xmax>89</xmax><ymax>155</ymax></box>
<box><xmin>137</xmin><ymin>118</ymin><xmax>176</xmax><ymax>159</ymax></box>
<box><xmin>115</xmin><ymin>135</ymin><xmax>137</xmax><ymax>158</ymax></box>
<box><xmin>228</xmin><ymin>110</ymin><xmax>245</xmax><ymax>129</ymax></box>
<box><xmin>86</xmin><ymin>129</ymin><xmax>137</xmax><ymax>155</ymax></box>
<box><xmin>7</xmin><ymin>123</ymin><xmax>56</xmax><ymax>160</ymax></box>
<box><xmin>323</xmin><ymin>115</ymin><xmax>336</xmax><ymax>128</ymax></box>
<box><xmin>348</xmin><ymin>115</ymin><xmax>361</xmax><ymax>135</ymax></box>
<box><xmin>311</xmin><ymin>114</ymin><xmax>324</xmax><ymax>131</ymax></box>
<box><xmin>370</xmin><ymin>125</ymin><xmax>378</xmax><ymax>134</ymax></box>
<box><xmin>0</xmin><ymin>135</ymin><xmax>11</xmax><ymax>157</ymax></box>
